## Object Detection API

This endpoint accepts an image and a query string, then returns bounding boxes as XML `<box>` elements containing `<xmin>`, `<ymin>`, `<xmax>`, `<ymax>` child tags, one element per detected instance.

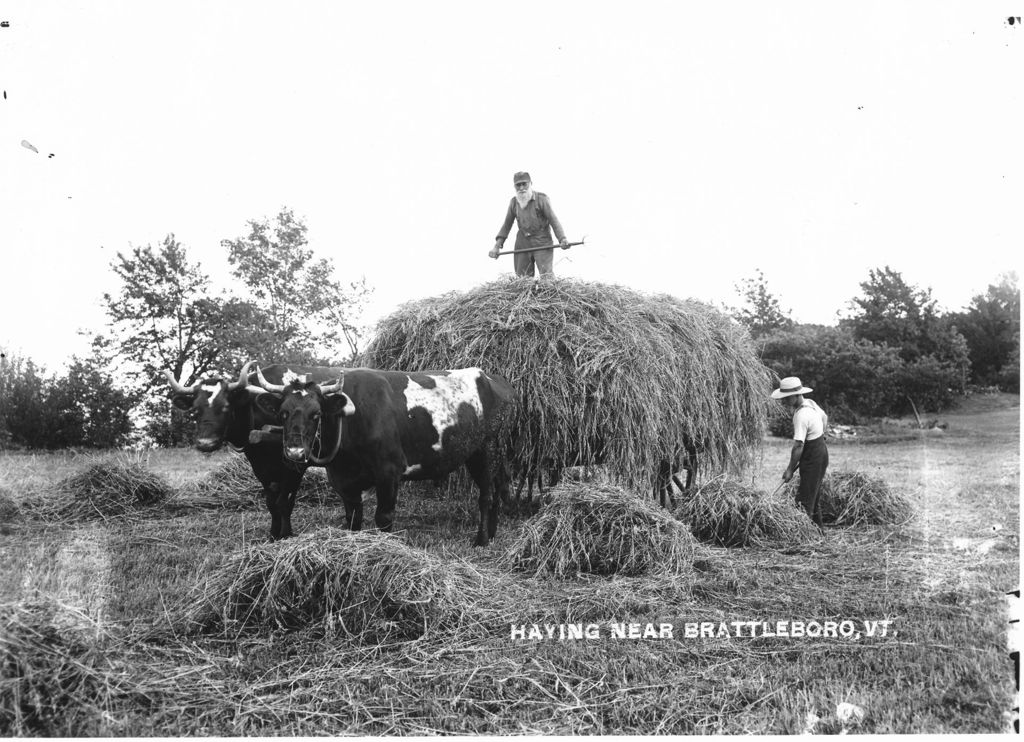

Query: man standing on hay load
<box><xmin>772</xmin><ymin>377</ymin><xmax>829</xmax><ymax>528</ymax></box>
<box><xmin>489</xmin><ymin>171</ymin><xmax>570</xmax><ymax>278</ymax></box>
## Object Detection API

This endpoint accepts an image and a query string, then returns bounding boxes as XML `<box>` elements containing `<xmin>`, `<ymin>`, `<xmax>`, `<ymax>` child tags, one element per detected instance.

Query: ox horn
<box><xmin>318</xmin><ymin>374</ymin><xmax>346</xmax><ymax>395</ymax></box>
<box><xmin>162</xmin><ymin>369</ymin><xmax>200</xmax><ymax>394</ymax></box>
<box><xmin>256</xmin><ymin>364</ymin><xmax>287</xmax><ymax>393</ymax></box>
<box><xmin>228</xmin><ymin>360</ymin><xmax>256</xmax><ymax>391</ymax></box>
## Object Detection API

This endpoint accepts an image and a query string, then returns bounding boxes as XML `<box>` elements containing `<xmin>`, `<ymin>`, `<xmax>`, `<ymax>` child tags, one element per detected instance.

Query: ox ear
<box><xmin>253</xmin><ymin>393</ymin><xmax>283</xmax><ymax>418</ymax></box>
<box><xmin>171</xmin><ymin>393</ymin><xmax>195</xmax><ymax>411</ymax></box>
<box><xmin>324</xmin><ymin>392</ymin><xmax>356</xmax><ymax>418</ymax></box>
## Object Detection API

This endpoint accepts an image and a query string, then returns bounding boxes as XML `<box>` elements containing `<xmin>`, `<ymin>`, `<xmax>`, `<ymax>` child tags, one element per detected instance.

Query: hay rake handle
<box><xmin>497</xmin><ymin>239</ymin><xmax>585</xmax><ymax>256</ymax></box>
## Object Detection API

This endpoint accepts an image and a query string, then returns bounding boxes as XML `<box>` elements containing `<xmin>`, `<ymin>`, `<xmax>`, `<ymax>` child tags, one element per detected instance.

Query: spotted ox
<box><xmin>254</xmin><ymin>366</ymin><xmax>517</xmax><ymax>547</ymax></box>
<box><xmin>164</xmin><ymin>361</ymin><xmax>345</xmax><ymax>540</ymax></box>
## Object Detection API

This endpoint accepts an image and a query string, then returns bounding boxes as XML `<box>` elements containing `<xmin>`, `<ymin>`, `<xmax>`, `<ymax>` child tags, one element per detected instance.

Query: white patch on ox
<box><xmin>404</xmin><ymin>368</ymin><xmax>484</xmax><ymax>452</ymax></box>
<box><xmin>404</xmin><ymin>464</ymin><xmax>422</xmax><ymax>476</ymax></box>
<box><xmin>204</xmin><ymin>382</ymin><xmax>224</xmax><ymax>404</ymax></box>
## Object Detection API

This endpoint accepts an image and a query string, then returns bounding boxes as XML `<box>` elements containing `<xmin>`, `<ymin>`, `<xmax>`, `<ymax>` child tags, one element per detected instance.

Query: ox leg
<box><xmin>342</xmin><ymin>487</ymin><xmax>364</xmax><ymax>531</ymax></box>
<box><xmin>656</xmin><ymin>460</ymin><xmax>673</xmax><ymax>508</ymax></box>
<box><xmin>684</xmin><ymin>441</ymin><xmax>698</xmax><ymax>491</ymax></box>
<box><xmin>279</xmin><ymin>488</ymin><xmax>298</xmax><ymax>539</ymax></box>
<box><xmin>276</xmin><ymin>468</ymin><xmax>305</xmax><ymax>539</ymax></box>
<box><xmin>264</xmin><ymin>482</ymin><xmax>285</xmax><ymax>540</ymax></box>
<box><xmin>466</xmin><ymin>451</ymin><xmax>495</xmax><ymax>547</ymax></box>
<box><xmin>328</xmin><ymin>467</ymin><xmax>365</xmax><ymax>531</ymax></box>
<box><xmin>373</xmin><ymin>473</ymin><xmax>400</xmax><ymax>532</ymax></box>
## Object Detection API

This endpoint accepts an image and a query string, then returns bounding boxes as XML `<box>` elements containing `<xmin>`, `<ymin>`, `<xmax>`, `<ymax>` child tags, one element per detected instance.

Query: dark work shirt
<box><xmin>495</xmin><ymin>191</ymin><xmax>567</xmax><ymax>249</ymax></box>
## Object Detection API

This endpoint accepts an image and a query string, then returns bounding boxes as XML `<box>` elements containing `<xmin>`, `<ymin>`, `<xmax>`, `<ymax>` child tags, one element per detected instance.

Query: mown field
<box><xmin>0</xmin><ymin>394</ymin><xmax>1018</xmax><ymax>735</ymax></box>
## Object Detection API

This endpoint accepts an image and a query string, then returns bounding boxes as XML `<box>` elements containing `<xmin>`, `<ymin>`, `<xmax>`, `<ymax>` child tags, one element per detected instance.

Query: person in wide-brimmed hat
<box><xmin>489</xmin><ymin>171</ymin><xmax>570</xmax><ymax>278</ymax></box>
<box><xmin>772</xmin><ymin>377</ymin><xmax>829</xmax><ymax>527</ymax></box>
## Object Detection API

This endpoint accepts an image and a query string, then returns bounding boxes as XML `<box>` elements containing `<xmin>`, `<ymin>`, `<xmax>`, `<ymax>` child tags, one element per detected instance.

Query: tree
<box><xmin>841</xmin><ymin>266</ymin><xmax>970</xmax><ymax>402</ymax></box>
<box><xmin>758</xmin><ymin>325</ymin><xmax>904</xmax><ymax>424</ymax></box>
<box><xmin>0</xmin><ymin>350</ymin><xmax>46</xmax><ymax>448</ymax></box>
<box><xmin>222</xmin><ymin>207</ymin><xmax>372</xmax><ymax>363</ymax></box>
<box><xmin>731</xmin><ymin>269</ymin><xmax>793</xmax><ymax>338</ymax></box>
<box><xmin>103</xmin><ymin>234</ymin><xmax>248</xmax><ymax>446</ymax></box>
<box><xmin>842</xmin><ymin>266</ymin><xmax>940</xmax><ymax>362</ymax></box>
<box><xmin>951</xmin><ymin>272</ymin><xmax>1020</xmax><ymax>388</ymax></box>
<box><xmin>45</xmin><ymin>357</ymin><xmax>137</xmax><ymax>448</ymax></box>
<box><xmin>103</xmin><ymin>234</ymin><xmax>228</xmax><ymax>385</ymax></box>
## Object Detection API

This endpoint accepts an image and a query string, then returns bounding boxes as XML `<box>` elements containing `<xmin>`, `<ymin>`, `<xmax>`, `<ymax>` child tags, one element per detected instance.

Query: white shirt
<box><xmin>793</xmin><ymin>399</ymin><xmax>827</xmax><ymax>442</ymax></box>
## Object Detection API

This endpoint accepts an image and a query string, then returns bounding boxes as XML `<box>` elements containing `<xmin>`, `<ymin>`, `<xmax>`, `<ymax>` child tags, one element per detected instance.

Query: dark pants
<box><xmin>513</xmin><ymin>243</ymin><xmax>554</xmax><ymax>278</ymax></box>
<box><xmin>797</xmin><ymin>436</ymin><xmax>829</xmax><ymax>526</ymax></box>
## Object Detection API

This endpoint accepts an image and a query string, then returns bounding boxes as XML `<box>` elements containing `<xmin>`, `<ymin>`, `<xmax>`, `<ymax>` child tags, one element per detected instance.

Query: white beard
<box><xmin>515</xmin><ymin>188</ymin><xmax>533</xmax><ymax>209</ymax></box>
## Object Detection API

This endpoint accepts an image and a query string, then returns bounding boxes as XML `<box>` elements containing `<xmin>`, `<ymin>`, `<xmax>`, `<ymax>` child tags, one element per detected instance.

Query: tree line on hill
<box><xmin>732</xmin><ymin>267</ymin><xmax>1019</xmax><ymax>431</ymax></box>
<box><xmin>0</xmin><ymin>215</ymin><xmax>1019</xmax><ymax>449</ymax></box>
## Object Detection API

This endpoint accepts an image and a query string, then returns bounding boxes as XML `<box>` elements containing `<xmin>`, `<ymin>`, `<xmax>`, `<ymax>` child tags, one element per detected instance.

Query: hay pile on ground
<box><xmin>362</xmin><ymin>277</ymin><xmax>772</xmax><ymax>493</ymax></box>
<box><xmin>676</xmin><ymin>477</ymin><xmax>819</xmax><ymax>547</ymax></box>
<box><xmin>182</xmin><ymin>528</ymin><xmax>489</xmax><ymax>641</ymax></box>
<box><xmin>503</xmin><ymin>482</ymin><xmax>698</xmax><ymax>577</ymax></box>
<box><xmin>0</xmin><ymin>600</ymin><xmax>134</xmax><ymax>736</ymax></box>
<box><xmin>177</xmin><ymin>453</ymin><xmax>263</xmax><ymax>508</ymax></box>
<box><xmin>786</xmin><ymin>469</ymin><xmax>913</xmax><ymax>526</ymax></box>
<box><xmin>33</xmin><ymin>453</ymin><xmax>174</xmax><ymax>522</ymax></box>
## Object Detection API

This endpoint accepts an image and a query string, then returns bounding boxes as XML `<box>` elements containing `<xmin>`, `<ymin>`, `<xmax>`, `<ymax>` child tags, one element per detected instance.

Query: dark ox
<box><xmin>164</xmin><ymin>361</ymin><xmax>345</xmax><ymax>540</ymax></box>
<box><xmin>254</xmin><ymin>366</ymin><xmax>517</xmax><ymax>547</ymax></box>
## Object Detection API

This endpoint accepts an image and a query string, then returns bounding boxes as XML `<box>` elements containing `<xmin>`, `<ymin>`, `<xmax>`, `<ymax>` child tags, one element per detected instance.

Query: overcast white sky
<box><xmin>1</xmin><ymin>2</ymin><xmax>1021</xmax><ymax>370</ymax></box>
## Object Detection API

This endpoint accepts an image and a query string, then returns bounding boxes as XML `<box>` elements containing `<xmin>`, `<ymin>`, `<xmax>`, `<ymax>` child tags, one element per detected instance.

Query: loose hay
<box><xmin>362</xmin><ymin>277</ymin><xmax>772</xmax><ymax>493</ymax></box>
<box><xmin>183</xmin><ymin>528</ymin><xmax>489</xmax><ymax>640</ymax></box>
<box><xmin>503</xmin><ymin>482</ymin><xmax>698</xmax><ymax>577</ymax></box>
<box><xmin>676</xmin><ymin>477</ymin><xmax>819</xmax><ymax>547</ymax></box>
<box><xmin>0</xmin><ymin>599</ymin><xmax>129</xmax><ymax>736</ymax></box>
<box><xmin>0</xmin><ymin>486</ymin><xmax>19</xmax><ymax>521</ymax></box>
<box><xmin>33</xmin><ymin>452</ymin><xmax>174</xmax><ymax>523</ymax></box>
<box><xmin>787</xmin><ymin>469</ymin><xmax>913</xmax><ymax>526</ymax></box>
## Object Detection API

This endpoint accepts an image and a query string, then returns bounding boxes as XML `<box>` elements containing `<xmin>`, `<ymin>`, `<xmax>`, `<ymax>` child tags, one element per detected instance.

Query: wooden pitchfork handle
<box><xmin>497</xmin><ymin>239</ymin><xmax>585</xmax><ymax>256</ymax></box>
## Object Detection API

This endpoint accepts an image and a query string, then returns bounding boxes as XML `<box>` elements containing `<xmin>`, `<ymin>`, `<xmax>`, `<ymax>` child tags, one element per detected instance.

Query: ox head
<box><xmin>254</xmin><ymin>367</ymin><xmax>356</xmax><ymax>463</ymax></box>
<box><xmin>165</xmin><ymin>361</ymin><xmax>259</xmax><ymax>452</ymax></box>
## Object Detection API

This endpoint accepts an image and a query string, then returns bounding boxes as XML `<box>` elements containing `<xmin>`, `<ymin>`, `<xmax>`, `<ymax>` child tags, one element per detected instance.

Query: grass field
<box><xmin>0</xmin><ymin>394</ymin><xmax>1018</xmax><ymax>735</ymax></box>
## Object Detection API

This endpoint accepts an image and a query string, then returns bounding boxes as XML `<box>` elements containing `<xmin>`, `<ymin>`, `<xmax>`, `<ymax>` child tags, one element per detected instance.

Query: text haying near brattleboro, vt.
<box><xmin>511</xmin><ymin>619</ymin><xmax>896</xmax><ymax>641</ymax></box>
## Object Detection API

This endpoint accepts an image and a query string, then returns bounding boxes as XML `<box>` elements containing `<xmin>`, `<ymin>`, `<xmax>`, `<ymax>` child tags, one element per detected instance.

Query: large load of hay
<box><xmin>362</xmin><ymin>278</ymin><xmax>772</xmax><ymax>493</ymax></box>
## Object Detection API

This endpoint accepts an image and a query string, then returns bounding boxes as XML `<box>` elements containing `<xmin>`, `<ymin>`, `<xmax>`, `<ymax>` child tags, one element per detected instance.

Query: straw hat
<box><xmin>771</xmin><ymin>376</ymin><xmax>813</xmax><ymax>399</ymax></box>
